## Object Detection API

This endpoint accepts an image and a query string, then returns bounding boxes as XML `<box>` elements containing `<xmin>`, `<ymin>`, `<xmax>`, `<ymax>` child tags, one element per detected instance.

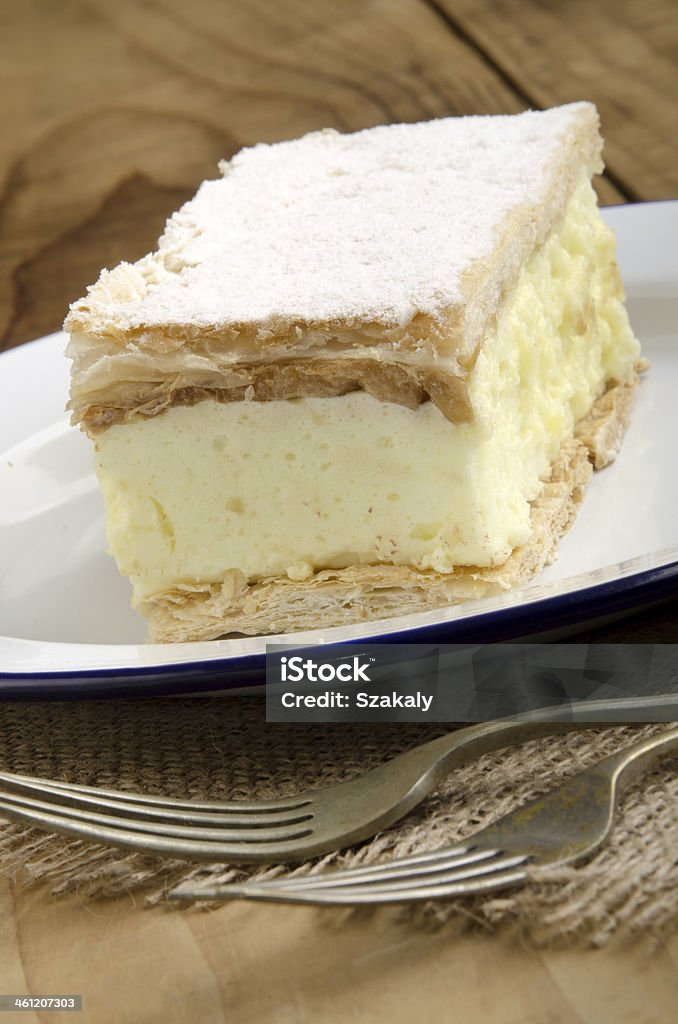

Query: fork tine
<box><xmin>0</xmin><ymin>797</ymin><xmax>319</xmax><ymax>862</ymax></box>
<box><xmin>173</xmin><ymin>862</ymin><xmax>529</xmax><ymax>904</ymax></box>
<box><xmin>0</xmin><ymin>792</ymin><xmax>313</xmax><ymax>844</ymax></box>
<box><xmin>0</xmin><ymin>770</ymin><xmax>310</xmax><ymax>814</ymax></box>
<box><xmin>251</xmin><ymin>845</ymin><xmax>494</xmax><ymax>890</ymax></box>
<box><xmin>175</xmin><ymin>851</ymin><xmax>528</xmax><ymax>902</ymax></box>
<box><xmin>0</xmin><ymin>775</ymin><xmax>313</xmax><ymax>828</ymax></box>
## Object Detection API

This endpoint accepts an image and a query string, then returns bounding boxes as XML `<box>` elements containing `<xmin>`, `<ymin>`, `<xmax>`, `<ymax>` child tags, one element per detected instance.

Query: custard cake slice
<box><xmin>65</xmin><ymin>103</ymin><xmax>641</xmax><ymax>641</ymax></box>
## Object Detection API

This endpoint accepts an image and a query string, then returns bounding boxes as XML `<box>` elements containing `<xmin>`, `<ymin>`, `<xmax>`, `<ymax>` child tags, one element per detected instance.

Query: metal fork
<box><xmin>171</xmin><ymin>725</ymin><xmax>678</xmax><ymax>903</ymax></box>
<box><xmin>0</xmin><ymin>696</ymin><xmax>674</xmax><ymax>863</ymax></box>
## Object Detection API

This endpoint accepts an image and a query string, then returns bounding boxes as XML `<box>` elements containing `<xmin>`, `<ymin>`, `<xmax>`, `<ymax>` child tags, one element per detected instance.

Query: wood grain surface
<box><xmin>434</xmin><ymin>0</ymin><xmax>678</xmax><ymax>200</ymax></box>
<box><xmin>1</xmin><ymin>2</ymin><xmax>677</xmax><ymax>1021</ymax></box>
<box><xmin>6</xmin><ymin>0</ymin><xmax>678</xmax><ymax>352</ymax></box>
<box><xmin>3</xmin><ymin>878</ymin><xmax>678</xmax><ymax>1024</ymax></box>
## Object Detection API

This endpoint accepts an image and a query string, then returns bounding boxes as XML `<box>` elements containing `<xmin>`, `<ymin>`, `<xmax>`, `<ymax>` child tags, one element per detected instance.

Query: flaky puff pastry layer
<box><xmin>66</xmin><ymin>105</ymin><xmax>603</xmax><ymax>435</ymax></box>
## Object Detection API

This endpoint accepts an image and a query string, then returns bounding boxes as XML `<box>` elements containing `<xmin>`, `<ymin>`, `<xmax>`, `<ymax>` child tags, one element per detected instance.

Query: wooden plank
<box><xmin>432</xmin><ymin>0</ymin><xmax>678</xmax><ymax>200</ymax></box>
<box><xmin>3</xmin><ymin>882</ymin><xmax>678</xmax><ymax>1024</ymax></box>
<box><xmin>0</xmin><ymin>881</ymin><xmax>40</xmax><ymax>1024</ymax></box>
<box><xmin>0</xmin><ymin>0</ymin><xmax>624</xmax><ymax>351</ymax></box>
<box><xmin>0</xmin><ymin>0</ymin><xmax>522</xmax><ymax>351</ymax></box>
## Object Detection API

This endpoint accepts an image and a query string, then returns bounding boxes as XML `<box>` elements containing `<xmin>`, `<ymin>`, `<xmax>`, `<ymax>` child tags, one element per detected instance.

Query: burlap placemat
<box><xmin>0</xmin><ymin>696</ymin><xmax>676</xmax><ymax>948</ymax></box>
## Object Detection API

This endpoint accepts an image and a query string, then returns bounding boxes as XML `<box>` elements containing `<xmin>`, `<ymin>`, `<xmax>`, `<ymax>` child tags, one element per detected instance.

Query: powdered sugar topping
<box><xmin>80</xmin><ymin>105</ymin><xmax>593</xmax><ymax>332</ymax></box>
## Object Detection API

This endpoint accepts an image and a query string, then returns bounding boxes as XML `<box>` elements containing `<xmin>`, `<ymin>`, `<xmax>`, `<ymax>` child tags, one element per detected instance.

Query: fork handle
<box><xmin>596</xmin><ymin>725</ymin><xmax>678</xmax><ymax>801</ymax></box>
<box><xmin>370</xmin><ymin>694</ymin><xmax>678</xmax><ymax>814</ymax></box>
<box><xmin>473</xmin><ymin>724</ymin><xmax>678</xmax><ymax>868</ymax></box>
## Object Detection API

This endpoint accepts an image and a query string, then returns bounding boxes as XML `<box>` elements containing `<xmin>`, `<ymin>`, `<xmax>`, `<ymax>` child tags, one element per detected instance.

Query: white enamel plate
<box><xmin>1</xmin><ymin>202</ymin><xmax>677</xmax><ymax>694</ymax></box>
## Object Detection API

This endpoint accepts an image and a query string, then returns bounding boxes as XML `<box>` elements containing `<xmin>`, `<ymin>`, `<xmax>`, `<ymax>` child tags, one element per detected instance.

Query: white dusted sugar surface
<box><xmin>106</xmin><ymin>105</ymin><xmax>590</xmax><ymax>330</ymax></box>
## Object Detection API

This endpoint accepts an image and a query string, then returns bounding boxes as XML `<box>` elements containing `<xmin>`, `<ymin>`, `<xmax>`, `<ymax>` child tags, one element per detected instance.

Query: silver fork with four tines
<box><xmin>0</xmin><ymin>696</ymin><xmax>675</xmax><ymax>864</ymax></box>
<box><xmin>170</xmin><ymin>725</ymin><xmax>678</xmax><ymax>904</ymax></box>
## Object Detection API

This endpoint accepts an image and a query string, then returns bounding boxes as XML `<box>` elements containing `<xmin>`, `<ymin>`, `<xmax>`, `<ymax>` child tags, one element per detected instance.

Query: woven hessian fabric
<box><xmin>0</xmin><ymin>697</ymin><xmax>675</xmax><ymax>948</ymax></box>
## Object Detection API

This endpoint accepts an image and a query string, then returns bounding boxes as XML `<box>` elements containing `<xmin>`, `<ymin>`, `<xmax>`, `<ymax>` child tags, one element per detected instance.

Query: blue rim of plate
<box><xmin>1</xmin><ymin>554</ymin><xmax>676</xmax><ymax>698</ymax></box>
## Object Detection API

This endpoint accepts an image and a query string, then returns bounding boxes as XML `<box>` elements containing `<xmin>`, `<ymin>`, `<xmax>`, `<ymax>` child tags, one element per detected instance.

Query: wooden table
<box><xmin>1</xmin><ymin>2</ymin><xmax>677</xmax><ymax>1021</ymax></box>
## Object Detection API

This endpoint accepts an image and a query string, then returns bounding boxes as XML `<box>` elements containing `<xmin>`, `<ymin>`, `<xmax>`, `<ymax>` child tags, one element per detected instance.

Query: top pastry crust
<box><xmin>66</xmin><ymin>104</ymin><xmax>602</xmax><ymax>429</ymax></box>
<box><xmin>66</xmin><ymin>106</ymin><xmax>602</xmax><ymax>356</ymax></box>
